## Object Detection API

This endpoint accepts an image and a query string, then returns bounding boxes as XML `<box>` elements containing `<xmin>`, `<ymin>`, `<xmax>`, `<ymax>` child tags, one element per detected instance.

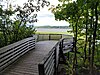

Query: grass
<box><xmin>36</xmin><ymin>31</ymin><xmax>73</xmax><ymax>35</ymax></box>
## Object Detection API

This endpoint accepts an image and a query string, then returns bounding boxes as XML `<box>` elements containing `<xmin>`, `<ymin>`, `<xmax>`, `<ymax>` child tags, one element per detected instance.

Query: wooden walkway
<box><xmin>2</xmin><ymin>41</ymin><xmax>58</xmax><ymax>75</ymax></box>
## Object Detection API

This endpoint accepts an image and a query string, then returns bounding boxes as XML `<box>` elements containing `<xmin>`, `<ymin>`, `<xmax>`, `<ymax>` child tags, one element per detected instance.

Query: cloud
<box><xmin>15</xmin><ymin>0</ymin><xmax>70</xmax><ymax>26</ymax></box>
<box><xmin>34</xmin><ymin>15</ymin><xmax>69</xmax><ymax>26</ymax></box>
<box><xmin>34</xmin><ymin>0</ymin><xmax>70</xmax><ymax>26</ymax></box>
<box><xmin>38</xmin><ymin>14</ymin><xmax>53</xmax><ymax>18</ymax></box>
<box><xmin>34</xmin><ymin>10</ymin><xmax>69</xmax><ymax>26</ymax></box>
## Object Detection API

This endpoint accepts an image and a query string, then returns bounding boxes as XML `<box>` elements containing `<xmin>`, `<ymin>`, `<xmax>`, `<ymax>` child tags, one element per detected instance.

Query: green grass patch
<box><xmin>36</xmin><ymin>31</ymin><xmax>73</xmax><ymax>35</ymax></box>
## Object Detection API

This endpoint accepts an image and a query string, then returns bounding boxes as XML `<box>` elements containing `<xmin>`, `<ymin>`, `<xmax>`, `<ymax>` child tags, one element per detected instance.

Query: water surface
<box><xmin>36</xmin><ymin>28</ymin><xmax>71</xmax><ymax>33</ymax></box>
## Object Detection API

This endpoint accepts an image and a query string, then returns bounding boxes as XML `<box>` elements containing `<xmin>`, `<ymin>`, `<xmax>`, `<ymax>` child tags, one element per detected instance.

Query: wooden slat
<box><xmin>38</xmin><ymin>41</ymin><xmax>59</xmax><ymax>75</ymax></box>
<box><xmin>44</xmin><ymin>51</ymin><xmax>54</xmax><ymax>68</ymax></box>
<box><xmin>0</xmin><ymin>44</ymin><xmax>29</xmax><ymax>63</ymax></box>
<box><xmin>0</xmin><ymin>47</ymin><xmax>30</xmax><ymax>71</ymax></box>
<box><xmin>45</xmin><ymin>56</ymin><xmax>54</xmax><ymax>74</ymax></box>
<box><xmin>0</xmin><ymin>37</ymin><xmax>33</xmax><ymax>54</ymax></box>
<box><xmin>38</xmin><ymin>37</ymin><xmax>74</xmax><ymax>75</ymax></box>
<box><xmin>0</xmin><ymin>42</ymin><xmax>29</xmax><ymax>59</ymax></box>
<box><xmin>0</xmin><ymin>37</ymin><xmax>36</xmax><ymax>72</ymax></box>
<box><xmin>46</xmin><ymin>61</ymin><xmax>54</xmax><ymax>75</ymax></box>
<box><xmin>48</xmin><ymin>64</ymin><xmax>54</xmax><ymax>75</ymax></box>
<box><xmin>0</xmin><ymin>47</ymin><xmax>29</xmax><ymax>67</ymax></box>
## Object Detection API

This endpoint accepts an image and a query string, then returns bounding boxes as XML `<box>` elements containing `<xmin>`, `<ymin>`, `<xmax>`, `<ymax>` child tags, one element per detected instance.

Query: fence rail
<box><xmin>36</xmin><ymin>34</ymin><xmax>73</xmax><ymax>41</ymax></box>
<box><xmin>0</xmin><ymin>37</ymin><xmax>36</xmax><ymax>73</ymax></box>
<box><xmin>0</xmin><ymin>34</ymin><xmax>73</xmax><ymax>75</ymax></box>
<box><xmin>38</xmin><ymin>41</ymin><xmax>59</xmax><ymax>75</ymax></box>
<box><xmin>38</xmin><ymin>37</ymin><xmax>73</xmax><ymax>75</ymax></box>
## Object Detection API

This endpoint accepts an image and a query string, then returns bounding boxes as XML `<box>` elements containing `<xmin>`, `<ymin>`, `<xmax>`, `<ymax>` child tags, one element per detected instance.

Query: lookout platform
<box><xmin>1</xmin><ymin>41</ymin><xmax>58</xmax><ymax>75</ymax></box>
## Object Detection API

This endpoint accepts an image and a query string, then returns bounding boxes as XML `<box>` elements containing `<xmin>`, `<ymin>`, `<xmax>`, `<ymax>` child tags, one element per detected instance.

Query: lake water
<box><xmin>36</xmin><ymin>28</ymin><xmax>72</xmax><ymax>33</ymax></box>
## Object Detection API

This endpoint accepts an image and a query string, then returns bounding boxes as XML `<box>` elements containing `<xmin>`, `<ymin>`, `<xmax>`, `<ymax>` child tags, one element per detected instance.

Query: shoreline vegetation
<box><xmin>34</xmin><ymin>26</ymin><xmax>71</xmax><ymax>29</ymax></box>
<box><xmin>35</xmin><ymin>26</ymin><xmax>73</xmax><ymax>35</ymax></box>
<box><xmin>35</xmin><ymin>31</ymin><xmax>73</xmax><ymax>36</ymax></box>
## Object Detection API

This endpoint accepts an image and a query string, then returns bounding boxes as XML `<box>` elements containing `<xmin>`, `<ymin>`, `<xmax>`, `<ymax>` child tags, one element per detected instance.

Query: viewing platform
<box><xmin>1</xmin><ymin>41</ymin><xmax>58</xmax><ymax>75</ymax></box>
<box><xmin>0</xmin><ymin>34</ymin><xmax>73</xmax><ymax>75</ymax></box>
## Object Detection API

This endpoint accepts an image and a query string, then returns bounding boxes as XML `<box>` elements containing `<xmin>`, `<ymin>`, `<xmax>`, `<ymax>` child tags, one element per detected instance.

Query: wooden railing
<box><xmin>36</xmin><ymin>34</ymin><xmax>73</xmax><ymax>41</ymax></box>
<box><xmin>38</xmin><ymin>41</ymin><xmax>59</xmax><ymax>75</ymax></box>
<box><xmin>38</xmin><ymin>37</ymin><xmax>73</xmax><ymax>75</ymax></box>
<box><xmin>0</xmin><ymin>37</ymin><xmax>36</xmax><ymax>73</ymax></box>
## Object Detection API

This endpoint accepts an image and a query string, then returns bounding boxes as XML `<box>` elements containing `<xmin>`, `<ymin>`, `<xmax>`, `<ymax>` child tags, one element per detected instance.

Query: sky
<box><xmin>34</xmin><ymin>0</ymin><xmax>70</xmax><ymax>26</ymax></box>
<box><xmin>12</xmin><ymin>0</ymin><xmax>77</xmax><ymax>26</ymax></box>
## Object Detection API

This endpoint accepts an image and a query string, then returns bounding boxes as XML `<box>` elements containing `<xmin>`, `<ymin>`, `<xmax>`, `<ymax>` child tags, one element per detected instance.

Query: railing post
<box><xmin>59</xmin><ymin>39</ymin><xmax>66</xmax><ymax>64</ymax></box>
<box><xmin>62</xmin><ymin>39</ymin><xmax>64</xmax><ymax>48</ymax></box>
<box><xmin>54</xmin><ymin>47</ymin><xmax>57</xmax><ymax>75</ymax></box>
<box><xmin>38</xmin><ymin>64</ymin><xmax>45</xmax><ymax>75</ymax></box>
<box><xmin>61</xmin><ymin>34</ymin><xmax>62</xmax><ymax>39</ymax></box>
<box><xmin>49</xmin><ymin>34</ymin><xmax>50</xmax><ymax>40</ymax></box>
<box><xmin>37</xmin><ymin>34</ymin><xmax>39</xmax><ymax>42</ymax></box>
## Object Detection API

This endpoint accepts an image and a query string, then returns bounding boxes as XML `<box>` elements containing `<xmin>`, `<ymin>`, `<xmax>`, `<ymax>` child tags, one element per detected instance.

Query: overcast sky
<box><xmin>33</xmin><ymin>0</ymin><xmax>70</xmax><ymax>26</ymax></box>
<box><xmin>34</xmin><ymin>0</ymin><xmax>70</xmax><ymax>26</ymax></box>
<box><xmin>15</xmin><ymin>0</ymin><xmax>76</xmax><ymax>26</ymax></box>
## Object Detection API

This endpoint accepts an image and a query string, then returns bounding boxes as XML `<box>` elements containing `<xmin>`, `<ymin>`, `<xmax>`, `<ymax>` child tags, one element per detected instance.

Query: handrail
<box><xmin>38</xmin><ymin>37</ymin><xmax>73</xmax><ymax>75</ymax></box>
<box><xmin>36</xmin><ymin>34</ymin><xmax>73</xmax><ymax>41</ymax></box>
<box><xmin>0</xmin><ymin>37</ymin><xmax>36</xmax><ymax>73</ymax></box>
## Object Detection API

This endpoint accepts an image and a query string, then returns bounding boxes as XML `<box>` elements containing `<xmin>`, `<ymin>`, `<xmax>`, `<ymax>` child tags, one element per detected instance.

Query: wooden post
<box><xmin>59</xmin><ymin>39</ymin><xmax>66</xmax><ymax>64</ymax></box>
<box><xmin>54</xmin><ymin>47</ymin><xmax>57</xmax><ymax>75</ymax></box>
<box><xmin>61</xmin><ymin>34</ymin><xmax>62</xmax><ymax>39</ymax></box>
<box><xmin>49</xmin><ymin>34</ymin><xmax>50</xmax><ymax>40</ymax></box>
<box><xmin>38</xmin><ymin>64</ymin><xmax>45</xmax><ymax>75</ymax></box>
<box><xmin>37</xmin><ymin>34</ymin><xmax>39</xmax><ymax>42</ymax></box>
<box><xmin>61</xmin><ymin>39</ymin><xmax>64</xmax><ymax>48</ymax></box>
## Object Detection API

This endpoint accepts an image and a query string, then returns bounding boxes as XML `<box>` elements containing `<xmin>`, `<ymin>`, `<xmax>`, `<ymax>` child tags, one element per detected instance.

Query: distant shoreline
<box><xmin>36</xmin><ymin>28</ymin><xmax>72</xmax><ymax>34</ymax></box>
<box><xmin>34</xmin><ymin>26</ymin><xmax>71</xmax><ymax>29</ymax></box>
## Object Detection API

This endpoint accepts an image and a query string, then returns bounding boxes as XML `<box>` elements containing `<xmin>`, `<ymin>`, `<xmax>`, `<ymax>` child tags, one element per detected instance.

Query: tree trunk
<box><xmin>73</xmin><ymin>21</ymin><xmax>78</xmax><ymax>75</ymax></box>
<box><xmin>84</xmin><ymin>13</ymin><xmax>88</xmax><ymax>62</ymax></box>
<box><xmin>91</xmin><ymin>2</ymin><xmax>98</xmax><ymax>74</ymax></box>
<box><xmin>88</xmin><ymin>16</ymin><xmax>93</xmax><ymax>66</ymax></box>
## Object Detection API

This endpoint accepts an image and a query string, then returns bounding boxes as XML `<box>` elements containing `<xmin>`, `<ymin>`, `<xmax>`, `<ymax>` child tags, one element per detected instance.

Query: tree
<box><xmin>0</xmin><ymin>0</ymin><xmax>50</xmax><ymax>47</ymax></box>
<box><xmin>50</xmin><ymin>0</ymin><xmax>100</xmax><ymax>75</ymax></box>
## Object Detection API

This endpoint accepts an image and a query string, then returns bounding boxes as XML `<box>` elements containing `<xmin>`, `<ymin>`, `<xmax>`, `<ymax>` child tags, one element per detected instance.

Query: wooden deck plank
<box><xmin>1</xmin><ymin>41</ymin><xmax>58</xmax><ymax>75</ymax></box>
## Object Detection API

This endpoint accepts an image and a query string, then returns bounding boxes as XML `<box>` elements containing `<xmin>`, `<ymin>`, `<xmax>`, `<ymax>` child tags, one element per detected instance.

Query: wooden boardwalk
<box><xmin>2</xmin><ymin>41</ymin><xmax>58</xmax><ymax>75</ymax></box>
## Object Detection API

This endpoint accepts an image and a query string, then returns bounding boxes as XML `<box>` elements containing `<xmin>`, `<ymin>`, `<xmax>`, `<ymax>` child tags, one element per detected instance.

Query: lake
<box><xmin>36</xmin><ymin>28</ymin><xmax>72</xmax><ymax>33</ymax></box>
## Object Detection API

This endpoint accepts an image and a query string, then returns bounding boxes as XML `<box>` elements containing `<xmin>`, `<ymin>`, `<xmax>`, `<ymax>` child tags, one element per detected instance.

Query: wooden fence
<box><xmin>0</xmin><ymin>37</ymin><xmax>36</xmax><ymax>73</ymax></box>
<box><xmin>0</xmin><ymin>34</ymin><xmax>73</xmax><ymax>75</ymax></box>
<box><xmin>36</xmin><ymin>34</ymin><xmax>73</xmax><ymax>41</ymax></box>
<box><xmin>38</xmin><ymin>37</ymin><xmax>73</xmax><ymax>75</ymax></box>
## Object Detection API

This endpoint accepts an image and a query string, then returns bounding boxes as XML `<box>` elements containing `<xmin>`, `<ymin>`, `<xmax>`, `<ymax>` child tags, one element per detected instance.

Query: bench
<box><xmin>0</xmin><ymin>37</ymin><xmax>36</xmax><ymax>73</ymax></box>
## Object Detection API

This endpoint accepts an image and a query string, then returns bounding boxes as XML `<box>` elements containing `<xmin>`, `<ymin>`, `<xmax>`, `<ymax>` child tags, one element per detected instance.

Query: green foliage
<box><xmin>50</xmin><ymin>0</ymin><xmax>100</xmax><ymax>74</ymax></box>
<box><xmin>35</xmin><ymin>26</ymin><xmax>71</xmax><ymax>29</ymax></box>
<box><xmin>0</xmin><ymin>0</ymin><xmax>49</xmax><ymax>48</ymax></box>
